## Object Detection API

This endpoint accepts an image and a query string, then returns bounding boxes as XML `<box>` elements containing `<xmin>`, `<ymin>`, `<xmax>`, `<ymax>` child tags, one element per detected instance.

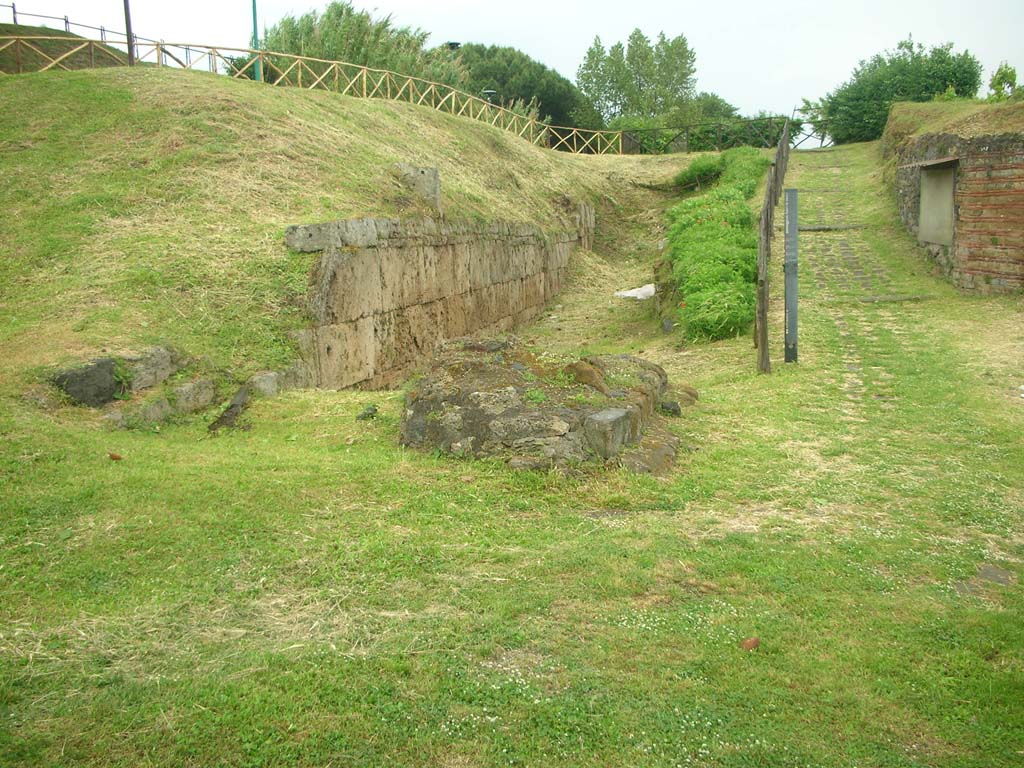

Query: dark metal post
<box><xmin>64</xmin><ymin>15</ymin><xmax>69</xmax><ymax>32</ymax></box>
<box><xmin>784</xmin><ymin>188</ymin><xmax>798</xmax><ymax>363</ymax></box>
<box><xmin>123</xmin><ymin>0</ymin><xmax>134</xmax><ymax>66</ymax></box>
<box><xmin>11</xmin><ymin>3</ymin><xmax>17</xmax><ymax>24</ymax></box>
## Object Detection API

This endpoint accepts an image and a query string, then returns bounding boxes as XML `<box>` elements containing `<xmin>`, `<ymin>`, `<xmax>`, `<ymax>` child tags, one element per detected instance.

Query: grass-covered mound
<box><xmin>664</xmin><ymin>147</ymin><xmax>770</xmax><ymax>340</ymax></box>
<box><xmin>0</xmin><ymin>66</ymin><xmax>687</xmax><ymax>394</ymax></box>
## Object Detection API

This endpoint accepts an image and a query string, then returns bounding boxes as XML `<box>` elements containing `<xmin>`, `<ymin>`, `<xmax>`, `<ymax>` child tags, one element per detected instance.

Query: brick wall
<box><xmin>894</xmin><ymin>132</ymin><xmax>1024</xmax><ymax>293</ymax></box>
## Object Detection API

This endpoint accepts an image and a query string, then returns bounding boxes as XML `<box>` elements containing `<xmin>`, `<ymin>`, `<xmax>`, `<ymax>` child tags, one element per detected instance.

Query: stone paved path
<box><xmin>772</xmin><ymin>152</ymin><xmax>942</xmax><ymax>427</ymax></box>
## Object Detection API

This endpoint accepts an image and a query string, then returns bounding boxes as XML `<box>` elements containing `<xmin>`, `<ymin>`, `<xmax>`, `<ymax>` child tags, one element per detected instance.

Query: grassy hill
<box><xmin>882</xmin><ymin>99</ymin><xmax>1024</xmax><ymax>148</ymax></box>
<box><xmin>0</xmin><ymin>67</ymin><xmax>684</xmax><ymax>391</ymax></box>
<box><xmin>2</xmin><ymin>67</ymin><xmax>1022</xmax><ymax>768</ymax></box>
<box><xmin>0</xmin><ymin>23</ymin><xmax>128</xmax><ymax>73</ymax></box>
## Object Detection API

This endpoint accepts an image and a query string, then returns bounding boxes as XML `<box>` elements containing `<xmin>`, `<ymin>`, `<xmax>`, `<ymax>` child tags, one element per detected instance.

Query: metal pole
<box><xmin>251</xmin><ymin>0</ymin><xmax>262</xmax><ymax>82</ymax></box>
<box><xmin>123</xmin><ymin>0</ymin><xmax>134</xmax><ymax>66</ymax></box>
<box><xmin>11</xmin><ymin>3</ymin><xmax>17</xmax><ymax>24</ymax></box>
<box><xmin>784</xmin><ymin>188</ymin><xmax>799</xmax><ymax>363</ymax></box>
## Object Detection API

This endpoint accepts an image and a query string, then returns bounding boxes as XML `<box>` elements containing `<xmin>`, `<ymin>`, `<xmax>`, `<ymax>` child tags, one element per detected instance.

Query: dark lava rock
<box><xmin>659</xmin><ymin>400</ymin><xmax>682</xmax><ymax>417</ymax></box>
<box><xmin>356</xmin><ymin>404</ymin><xmax>379</xmax><ymax>421</ymax></box>
<box><xmin>209</xmin><ymin>387</ymin><xmax>251</xmax><ymax>432</ymax></box>
<box><xmin>400</xmin><ymin>339</ymin><xmax>680</xmax><ymax>471</ymax></box>
<box><xmin>52</xmin><ymin>359</ymin><xmax>121</xmax><ymax>407</ymax></box>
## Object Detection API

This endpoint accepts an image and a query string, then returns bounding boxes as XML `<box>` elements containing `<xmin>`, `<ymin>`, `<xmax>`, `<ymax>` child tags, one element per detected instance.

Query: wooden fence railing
<box><xmin>0</xmin><ymin>35</ymin><xmax>624</xmax><ymax>155</ymax></box>
<box><xmin>622</xmin><ymin>115</ymin><xmax>793</xmax><ymax>155</ymax></box>
<box><xmin>755</xmin><ymin>119</ymin><xmax>791</xmax><ymax>373</ymax></box>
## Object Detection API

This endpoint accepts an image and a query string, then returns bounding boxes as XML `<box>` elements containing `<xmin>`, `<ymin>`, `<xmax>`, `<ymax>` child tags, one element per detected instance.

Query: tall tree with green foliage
<box><xmin>261</xmin><ymin>1</ymin><xmax>466</xmax><ymax>87</ymax></box>
<box><xmin>987</xmin><ymin>62</ymin><xmax>1022</xmax><ymax>102</ymax></box>
<box><xmin>575</xmin><ymin>30</ymin><xmax>696</xmax><ymax>123</ymax></box>
<box><xmin>804</xmin><ymin>39</ymin><xmax>982</xmax><ymax>144</ymax></box>
<box><xmin>457</xmin><ymin>44</ymin><xmax>603</xmax><ymax>128</ymax></box>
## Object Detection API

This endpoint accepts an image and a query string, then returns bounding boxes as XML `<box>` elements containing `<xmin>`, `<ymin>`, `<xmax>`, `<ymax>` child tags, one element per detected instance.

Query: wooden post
<box><xmin>15</xmin><ymin>38</ymin><xmax>21</xmax><ymax>74</ymax></box>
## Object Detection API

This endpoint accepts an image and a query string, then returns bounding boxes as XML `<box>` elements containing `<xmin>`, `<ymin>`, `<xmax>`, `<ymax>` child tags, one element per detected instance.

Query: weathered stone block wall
<box><xmin>894</xmin><ymin>132</ymin><xmax>1024</xmax><ymax>292</ymax></box>
<box><xmin>285</xmin><ymin>210</ymin><xmax>594</xmax><ymax>388</ymax></box>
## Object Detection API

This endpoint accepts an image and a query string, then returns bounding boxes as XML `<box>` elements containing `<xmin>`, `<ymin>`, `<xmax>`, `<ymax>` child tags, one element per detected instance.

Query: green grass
<box><xmin>0</xmin><ymin>24</ymin><xmax>127</xmax><ymax>73</ymax></box>
<box><xmin>664</xmin><ymin>147</ymin><xmax>770</xmax><ymax>340</ymax></box>
<box><xmin>0</xmin><ymin>67</ymin><xmax>687</xmax><ymax>387</ymax></box>
<box><xmin>883</xmin><ymin>99</ymin><xmax>1024</xmax><ymax>143</ymax></box>
<box><xmin>1</xmin><ymin>70</ymin><xmax>1023</xmax><ymax>767</ymax></box>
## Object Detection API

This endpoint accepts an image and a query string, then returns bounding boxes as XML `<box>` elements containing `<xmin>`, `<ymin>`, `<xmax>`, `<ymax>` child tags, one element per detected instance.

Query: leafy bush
<box><xmin>458</xmin><ymin>44</ymin><xmax>603</xmax><ymax>129</ymax></box>
<box><xmin>804</xmin><ymin>39</ymin><xmax>982</xmax><ymax>144</ymax></box>
<box><xmin>674</xmin><ymin>153</ymin><xmax>724</xmax><ymax>190</ymax></box>
<box><xmin>257</xmin><ymin>1</ymin><xmax>467</xmax><ymax>87</ymax></box>
<box><xmin>664</xmin><ymin>147</ymin><xmax>770</xmax><ymax>341</ymax></box>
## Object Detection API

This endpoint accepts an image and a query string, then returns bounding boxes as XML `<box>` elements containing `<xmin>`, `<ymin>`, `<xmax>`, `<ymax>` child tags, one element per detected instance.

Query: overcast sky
<box><xmin>7</xmin><ymin>0</ymin><xmax>1023</xmax><ymax>114</ymax></box>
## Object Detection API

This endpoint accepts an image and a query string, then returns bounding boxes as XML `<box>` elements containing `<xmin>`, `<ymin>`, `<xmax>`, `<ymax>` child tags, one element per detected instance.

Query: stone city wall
<box><xmin>285</xmin><ymin>207</ymin><xmax>594</xmax><ymax>388</ymax></box>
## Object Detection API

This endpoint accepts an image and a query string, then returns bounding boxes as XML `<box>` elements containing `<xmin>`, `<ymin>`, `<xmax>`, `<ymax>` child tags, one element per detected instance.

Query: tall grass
<box><xmin>665</xmin><ymin>147</ymin><xmax>769</xmax><ymax>340</ymax></box>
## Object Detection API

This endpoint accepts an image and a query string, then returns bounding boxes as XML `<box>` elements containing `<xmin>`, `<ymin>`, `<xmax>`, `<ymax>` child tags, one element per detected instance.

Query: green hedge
<box><xmin>666</xmin><ymin>147</ymin><xmax>770</xmax><ymax>340</ymax></box>
<box><xmin>673</xmin><ymin>153</ymin><xmax>724</xmax><ymax>191</ymax></box>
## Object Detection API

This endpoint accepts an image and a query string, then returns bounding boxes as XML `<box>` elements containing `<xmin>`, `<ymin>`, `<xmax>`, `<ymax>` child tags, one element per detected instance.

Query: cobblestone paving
<box><xmin>778</xmin><ymin>157</ymin><xmax>933</xmax><ymax>425</ymax></box>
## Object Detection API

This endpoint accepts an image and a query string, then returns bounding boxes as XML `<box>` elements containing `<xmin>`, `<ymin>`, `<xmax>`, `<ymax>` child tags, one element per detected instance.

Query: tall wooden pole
<box><xmin>123</xmin><ymin>0</ymin><xmax>134</xmax><ymax>66</ymax></box>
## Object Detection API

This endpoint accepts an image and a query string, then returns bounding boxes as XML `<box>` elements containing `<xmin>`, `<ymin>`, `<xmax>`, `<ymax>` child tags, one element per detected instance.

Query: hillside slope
<box><xmin>0</xmin><ymin>67</ymin><xmax>684</xmax><ymax>391</ymax></box>
<box><xmin>0</xmin><ymin>23</ymin><xmax>128</xmax><ymax>73</ymax></box>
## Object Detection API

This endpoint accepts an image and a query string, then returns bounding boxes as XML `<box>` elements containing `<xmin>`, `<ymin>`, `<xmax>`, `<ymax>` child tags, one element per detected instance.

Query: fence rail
<box><xmin>622</xmin><ymin>116</ymin><xmax>793</xmax><ymax>154</ymax></box>
<box><xmin>755</xmin><ymin>119</ymin><xmax>791</xmax><ymax>373</ymax></box>
<box><xmin>0</xmin><ymin>34</ymin><xmax>624</xmax><ymax>155</ymax></box>
<box><xmin>0</xmin><ymin>2</ymin><xmax>158</xmax><ymax>45</ymax></box>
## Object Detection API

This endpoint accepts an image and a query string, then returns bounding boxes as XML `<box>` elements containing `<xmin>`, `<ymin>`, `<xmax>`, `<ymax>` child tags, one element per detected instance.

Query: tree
<box><xmin>988</xmin><ymin>62</ymin><xmax>1022</xmax><ymax>102</ymax></box>
<box><xmin>260</xmin><ymin>1</ymin><xmax>466</xmax><ymax>88</ymax></box>
<box><xmin>575</xmin><ymin>29</ymin><xmax>696</xmax><ymax>123</ymax></box>
<box><xmin>456</xmin><ymin>44</ymin><xmax>603</xmax><ymax>128</ymax></box>
<box><xmin>806</xmin><ymin>39</ymin><xmax>982</xmax><ymax>144</ymax></box>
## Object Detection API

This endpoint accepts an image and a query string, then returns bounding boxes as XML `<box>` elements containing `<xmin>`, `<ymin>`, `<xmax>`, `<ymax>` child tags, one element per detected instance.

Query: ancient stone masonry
<box><xmin>285</xmin><ymin>208</ymin><xmax>595</xmax><ymax>389</ymax></box>
<box><xmin>399</xmin><ymin>340</ymin><xmax>685</xmax><ymax>472</ymax></box>
<box><xmin>894</xmin><ymin>132</ymin><xmax>1024</xmax><ymax>292</ymax></box>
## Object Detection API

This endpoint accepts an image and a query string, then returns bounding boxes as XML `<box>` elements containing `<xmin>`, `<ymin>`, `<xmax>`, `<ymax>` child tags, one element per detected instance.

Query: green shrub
<box><xmin>679</xmin><ymin>283</ymin><xmax>756</xmax><ymax>340</ymax></box>
<box><xmin>664</xmin><ymin>146</ymin><xmax>770</xmax><ymax>341</ymax></box>
<box><xmin>674</xmin><ymin>153</ymin><xmax>724</xmax><ymax>190</ymax></box>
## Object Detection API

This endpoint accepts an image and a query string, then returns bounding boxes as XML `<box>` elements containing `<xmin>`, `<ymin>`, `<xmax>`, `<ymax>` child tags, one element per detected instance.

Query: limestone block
<box><xmin>126</xmin><ymin>346</ymin><xmax>185</xmax><ymax>391</ymax></box>
<box><xmin>171</xmin><ymin>378</ymin><xmax>216</xmax><ymax>413</ymax></box>
<box><xmin>313</xmin><ymin>318</ymin><xmax>375</xmax><ymax>389</ymax></box>
<box><xmin>445</xmin><ymin>293</ymin><xmax>469</xmax><ymax>338</ymax></box>
<box><xmin>583</xmin><ymin>408</ymin><xmax>630</xmax><ymax>460</ymax></box>
<box><xmin>248</xmin><ymin>371</ymin><xmax>281</xmax><ymax>398</ymax></box>
<box><xmin>308</xmin><ymin>249</ymin><xmax>382</xmax><ymax>324</ymax></box>
<box><xmin>393</xmin><ymin>164</ymin><xmax>442</xmax><ymax>214</ymax></box>
<box><xmin>137</xmin><ymin>397</ymin><xmax>173</xmax><ymax>424</ymax></box>
<box><xmin>285</xmin><ymin>218</ymin><xmax>381</xmax><ymax>252</ymax></box>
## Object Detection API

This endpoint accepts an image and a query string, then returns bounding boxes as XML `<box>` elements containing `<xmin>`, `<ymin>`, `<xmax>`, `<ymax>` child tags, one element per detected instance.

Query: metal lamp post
<box><xmin>251</xmin><ymin>0</ymin><xmax>262</xmax><ymax>82</ymax></box>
